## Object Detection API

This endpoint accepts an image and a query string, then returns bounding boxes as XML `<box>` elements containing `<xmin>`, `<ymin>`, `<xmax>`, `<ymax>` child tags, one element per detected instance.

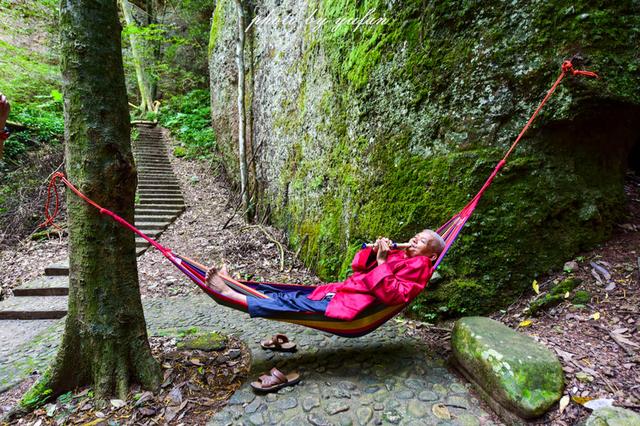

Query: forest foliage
<box><xmin>0</xmin><ymin>0</ymin><xmax>215</xmax><ymax>244</ymax></box>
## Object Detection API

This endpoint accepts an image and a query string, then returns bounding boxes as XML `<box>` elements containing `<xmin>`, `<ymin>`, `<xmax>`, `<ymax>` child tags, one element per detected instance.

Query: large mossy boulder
<box><xmin>451</xmin><ymin>316</ymin><xmax>563</xmax><ymax>419</ymax></box>
<box><xmin>209</xmin><ymin>0</ymin><xmax>640</xmax><ymax>319</ymax></box>
<box><xmin>584</xmin><ymin>407</ymin><xmax>640</xmax><ymax>426</ymax></box>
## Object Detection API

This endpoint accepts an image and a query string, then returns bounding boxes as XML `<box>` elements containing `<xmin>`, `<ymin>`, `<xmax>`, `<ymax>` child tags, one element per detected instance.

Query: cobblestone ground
<box><xmin>0</xmin><ymin>295</ymin><xmax>496</xmax><ymax>425</ymax></box>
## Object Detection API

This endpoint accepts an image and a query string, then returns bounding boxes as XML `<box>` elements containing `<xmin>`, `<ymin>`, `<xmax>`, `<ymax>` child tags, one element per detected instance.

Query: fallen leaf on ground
<box><xmin>168</xmin><ymin>386</ymin><xmax>183</xmax><ymax>405</ymax></box>
<box><xmin>139</xmin><ymin>407</ymin><xmax>156</xmax><ymax>417</ymax></box>
<box><xmin>559</xmin><ymin>395</ymin><xmax>570</xmax><ymax>414</ymax></box>
<box><xmin>589</xmin><ymin>312</ymin><xmax>600</xmax><ymax>320</ymax></box>
<box><xmin>110</xmin><ymin>399</ymin><xmax>126</xmax><ymax>409</ymax></box>
<box><xmin>532</xmin><ymin>280</ymin><xmax>539</xmax><ymax>294</ymax></box>
<box><xmin>572</xmin><ymin>396</ymin><xmax>594</xmax><ymax>405</ymax></box>
<box><xmin>591</xmin><ymin>269</ymin><xmax>604</xmax><ymax>284</ymax></box>
<box><xmin>554</xmin><ymin>347</ymin><xmax>576</xmax><ymax>362</ymax></box>
<box><xmin>519</xmin><ymin>319</ymin><xmax>533</xmax><ymax>328</ymax></box>
<box><xmin>165</xmin><ymin>406</ymin><xmax>178</xmax><ymax>422</ymax></box>
<box><xmin>613</xmin><ymin>335</ymin><xmax>640</xmax><ymax>349</ymax></box>
<box><xmin>591</xmin><ymin>262</ymin><xmax>612</xmax><ymax>281</ymax></box>
<box><xmin>432</xmin><ymin>403</ymin><xmax>451</xmax><ymax>420</ymax></box>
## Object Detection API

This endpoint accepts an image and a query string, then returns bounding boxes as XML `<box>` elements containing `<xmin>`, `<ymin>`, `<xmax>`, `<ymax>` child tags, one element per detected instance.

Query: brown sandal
<box><xmin>260</xmin><ymin>333</ymin><xmax>297</xmax><ymax>352</ymax></box>
<box><xmin>250</xmin><ymin>367</ymin><xmax>300</xmax><ymax>393</ymax></box>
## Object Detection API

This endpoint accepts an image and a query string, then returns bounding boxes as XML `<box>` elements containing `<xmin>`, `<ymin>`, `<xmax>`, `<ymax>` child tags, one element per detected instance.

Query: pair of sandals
<box><xmin>251</xmin><ymin>334</ymin><xmax>300</xmax><ymax>392</ymax></box>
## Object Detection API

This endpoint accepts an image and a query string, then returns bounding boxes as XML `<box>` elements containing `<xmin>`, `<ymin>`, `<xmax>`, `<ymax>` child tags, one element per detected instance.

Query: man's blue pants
<box><xmin>247</xmin><ymin>285</ymin><xmax>330</xmax><ymax>318</ymax></box>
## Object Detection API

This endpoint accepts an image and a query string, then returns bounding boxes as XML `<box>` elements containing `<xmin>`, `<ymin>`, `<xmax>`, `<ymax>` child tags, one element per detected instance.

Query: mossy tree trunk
<box><xmin>233</xmin><ymin>0</ymin><xmax>252</xmax><ymax>222</ymax></box>
<box><xmin>119</xmin><ymin>0</ymin><xmax>156</xmax><ymax>114</ymax></box>
<box><xmin>144</xmin><ymin>0</ymin><xmax>161</xmax><ymax>101</ymax></box>
<box><xmin>22</xmin><ymin>0</ymin><xmax>161</xmax><ymax>407</ymax></box>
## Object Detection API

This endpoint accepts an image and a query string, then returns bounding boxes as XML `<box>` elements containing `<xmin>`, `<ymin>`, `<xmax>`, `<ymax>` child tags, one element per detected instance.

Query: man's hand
<box><xmin>0</xmin><ymin>93</ymin><xmax>10</xmax><ymax>129</ymax></box>
<box><xmin>373</xmin><ymin>237</ymin><xmax>392</xmax><ymax>266</ymax></box>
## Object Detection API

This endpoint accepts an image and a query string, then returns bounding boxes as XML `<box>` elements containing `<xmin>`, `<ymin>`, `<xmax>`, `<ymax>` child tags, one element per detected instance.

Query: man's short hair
<box><xmin>423</xmin><ymin>229</ymin><xmax>446</xmax><ymax>255</ymax></box>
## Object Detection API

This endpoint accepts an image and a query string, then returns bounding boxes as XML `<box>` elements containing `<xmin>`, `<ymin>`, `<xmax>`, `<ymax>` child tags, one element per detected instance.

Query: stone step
<box><xmin>135</xmin><ymin>221</ymin><xmax>172</xmax><ymax>230</ymax></box>
<box><xmin>135</xmin><ymin>211</ymin><xmax>183</xmax><ymax>218</ymax></box>
<box><xmin>138</xmin><ymin>174</ymin><xmax>178</xmax><ymax>179</ymax></box>
<box><xmin>135</xmin><ymin>154</ymin><xmax>168</xmax><ymax>158</ymax></box>
<box><xmin>135</xmin><ymin>204</ymin><xmax>185</xmax><ymax>211</ymax></box>
<box><xmin>138</xmin><ymin>181</ymin><xmax>180</xmax><ymax>186</ymax></box>
<box><xmin>136</xmin><ymin>157</ymin><xmax>169</xmax><ymax>162</ymax></box>
<box><xmin>139</xmin><ymin>195</ymin><xmax>184</xmax><ymax>201</ymax></box>
<box><xmin>135</xmin><ymin>215</ymin><xmax>177</xmax><ymax>223</ymax></box>
<box><xmin>138</xmin><ymin>187</ymin><xmax>182</xmax><ymax>193</ymax></box>
<box><xmin>138</xmin><ymin>173</ymin><xmax>177</xmax><ymax>178</ymax></box>
<box><xmin>135</xmin><ymin>156</ymin><xmax>169</xmax><ymax>161</ymax></box>
<box><xmin>136</xmin><ymin>229</ymin><xmax>163</xmax><ymax>238</ymax></box>
<box><xmin>0</xmin><ymin>296</ymin><xmax>68</xmax><ymax>319</ymax></box>
<box><xmin>138</xmin><ymin>189</ymin><xmax>182</xmax><ymax>194</ymax></box>
<box><xmin>137</xmin><ymin>184</ymin><xmax>181</xmax><ymax>190</ymax></box>
<box><xmin>138</xmin><ymin>198</ymin><xmax>185</xmax><ymax>205</ymax></box>
<box><xmin>137</xmin><ymin>170</ymin><xmax>176</xmax><ymax>176</ymax></box>
<box><xmin>45</xmin><ymin>263</ymin><xmax>70</xmax><ymax>276</ymax></box>
<box><xmin>137</xmin><ymin>166</ymin><xmax>174</xmax><ymax>171</ymax></box>
<box><xmin>138</xmin><ymin>176</ymin><xmax>178</xmax><ymax>181</ymax></box>
<box><xmin>135</xmin><ymin>149</ymin><xmax>167</xmax><ymax>154</ymax></box>
<box><xmin>136</xmin><ymin>238</ymin><xmax>152</xmax><ymax>247</ymax></box>
<box><xmin>13</xmin><ymin>276</ymin><xmax>69</xmax><ymax>297</ymax></box>
<box><xmin>133</xmin><ymin>148</ymin><xmax>169</xmax><ymax>156</ymax></box>
<box><xmin>138</xmin><ymin>177</ymin><xmax>179</xmax><ymax>183</ymax></box>
<box><xmin>136</xmin><ymin>160</ymin><xmax>170</xmax><ymax>164</ymax></box>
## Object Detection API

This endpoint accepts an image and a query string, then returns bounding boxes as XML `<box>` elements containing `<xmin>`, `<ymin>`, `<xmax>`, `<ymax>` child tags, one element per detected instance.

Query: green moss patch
<box><xmin>177</xmin><ymin>331</ymin><xmax>227</xmax><ymax>352</ymax></box>
<box><xmin>526</xmin><ymin>278</ymin><xmax>583</xmax><ymax>315</ymax></box>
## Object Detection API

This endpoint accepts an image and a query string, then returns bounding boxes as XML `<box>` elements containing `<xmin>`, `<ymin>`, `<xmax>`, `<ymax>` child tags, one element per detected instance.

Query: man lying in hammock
<box><xmin>205</xmin><ymin>229</ymin><xmax>445</xmax><ymax>321</ymax></box>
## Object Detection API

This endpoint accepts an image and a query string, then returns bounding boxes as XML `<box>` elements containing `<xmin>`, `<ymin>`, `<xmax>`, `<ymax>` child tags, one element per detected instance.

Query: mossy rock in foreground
<box><xmin>584</xmin><ymin>407</ymin><xmax>640</xmax><ymax>426</ymax></box>
<box><xmin>177</xmin><ymin>331</ymin><xmax>227</xmax><ymax>352</ymax></box>
<box><xmin>451</xmin><ymin>316</ymin><xmax>563</xmax><ymax>420</ymax></box>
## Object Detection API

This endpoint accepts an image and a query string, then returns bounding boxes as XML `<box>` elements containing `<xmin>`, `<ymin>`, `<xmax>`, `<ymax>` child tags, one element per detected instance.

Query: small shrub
<box><xmin>158</xmin><ymin>89</ymin><xmax>217</xmax><ymax>161</ymax></box>
<box><xmin>572</xmin><ymin>290</ymin><xmax>591</xmax><ymax>305</ymax></box>
<box><xmin>173</xmin><ymin>146</ymin><xmax>187</xmax><ymax>158</ymax></box>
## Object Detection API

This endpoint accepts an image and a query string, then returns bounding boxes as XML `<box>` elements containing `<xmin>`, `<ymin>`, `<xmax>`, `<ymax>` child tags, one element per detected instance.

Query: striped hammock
<box><xmin>42</xmin><ymin>61</ymin><xmax>597</xmax><ymax>338</ymax></box>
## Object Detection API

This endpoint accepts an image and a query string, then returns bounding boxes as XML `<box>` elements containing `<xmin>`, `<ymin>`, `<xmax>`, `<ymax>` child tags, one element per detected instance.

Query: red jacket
<box><xmin>308</xmin><ymin>247</ymin><xmax>433</xmax><ymax>321</ymax></box>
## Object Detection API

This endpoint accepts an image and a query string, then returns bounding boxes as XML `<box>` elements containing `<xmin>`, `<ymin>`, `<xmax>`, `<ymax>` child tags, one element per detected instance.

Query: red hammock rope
<box><xmin>40</xmin><ymin>172</ymin><xmax>175</xmax><ymax>260</ymax></box>
<box><xmin>40</xmin><ymin>60</ymin><xmax>598</xmax><ymax>264</ymax></box>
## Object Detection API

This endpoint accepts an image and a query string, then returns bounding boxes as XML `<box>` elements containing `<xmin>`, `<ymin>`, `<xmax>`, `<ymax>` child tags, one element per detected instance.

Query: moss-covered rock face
<box><xmin>209</xmin><ymin>0</ymin><xmax>640</xmax><ymax>318</ymax></box>
<box><xmin>451</xmin><ymin>316</ymin><xmax>563</xmax><ymax>419</ymax></box>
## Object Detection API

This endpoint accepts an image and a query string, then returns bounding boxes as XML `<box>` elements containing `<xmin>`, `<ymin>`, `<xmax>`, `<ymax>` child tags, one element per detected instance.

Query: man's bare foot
<box><xmin>205</xmin><ymin>265</ymin><xmax>247</xmax><ymax>303</ymax></box>
<box><xmin>206</xmin><ymin>267</ymin><xmax>230</xmax><ymax>293</ymax></box>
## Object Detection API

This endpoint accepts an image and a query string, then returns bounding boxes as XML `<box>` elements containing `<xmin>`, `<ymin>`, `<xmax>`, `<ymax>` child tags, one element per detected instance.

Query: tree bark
<box><xmin>144</xmin><ymin>0</ymin><xmax>161</xmax><ymax>101</ymax></box>
<box><xmin>21</xmin><ymin>0</ymin><xmax>160</xmax><ymax>407</ymax></box>
<box><xmin>233</xmin><ymin>0</ymin><xmax>251</xmax><ymax>222</ymax></box>
<box><xmin>119</xmin><ymin>0</ymin><xmax>156</xmax><ymax>114</ymax></box>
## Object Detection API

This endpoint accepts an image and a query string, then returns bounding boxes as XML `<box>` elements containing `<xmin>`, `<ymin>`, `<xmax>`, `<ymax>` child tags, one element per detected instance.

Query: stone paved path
<box><xmin>0</xmin><ymin>295</ymin><xmax>496</xmax><ymax>425</ymax></box>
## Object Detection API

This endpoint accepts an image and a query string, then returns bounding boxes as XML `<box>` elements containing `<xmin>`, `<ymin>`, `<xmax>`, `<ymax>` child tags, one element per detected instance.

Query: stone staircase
<box><xmin>0</xmin><ymin>123</ymin><xmax>184</xmax><ymax>320</ymax></box>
